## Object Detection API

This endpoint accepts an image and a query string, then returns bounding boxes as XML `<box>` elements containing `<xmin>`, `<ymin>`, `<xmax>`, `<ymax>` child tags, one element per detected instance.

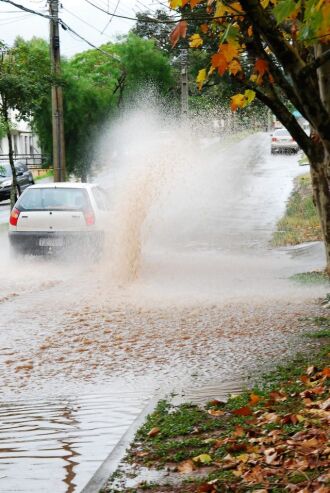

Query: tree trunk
<box><xmin>3</xmin><ymin>101</ymin><xmax>18</xmax><ymax>210</ymax></box>
<box><xmin>310</xmin><ymin>160</ymin><xmax>330</xmax><ymax>274</ymax></box>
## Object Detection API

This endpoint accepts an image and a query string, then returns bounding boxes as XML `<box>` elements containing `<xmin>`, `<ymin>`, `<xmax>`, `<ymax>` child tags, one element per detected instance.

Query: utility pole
<box><xmin>48</xmin><ymin>0</ymin><xmax>66</xmax><ymax>181</ymax></box>
<box><xmin>180</xmin><ymin>48</ymin><xmax>188</xmax><ymax>118</ymax></box>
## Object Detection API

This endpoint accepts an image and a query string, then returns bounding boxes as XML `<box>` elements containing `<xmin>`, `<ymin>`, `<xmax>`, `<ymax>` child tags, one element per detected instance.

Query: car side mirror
<box><xmin>16</xmin><ymin>170</ymin><xmax>23</xmax><ymax>176</ymax></box>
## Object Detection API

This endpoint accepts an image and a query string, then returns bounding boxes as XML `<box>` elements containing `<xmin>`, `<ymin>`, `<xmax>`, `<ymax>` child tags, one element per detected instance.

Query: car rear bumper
<box><xmin>271</xmin><ymin>144</ymin><xmax>299</xmax><ymax>152</ymax></box>
<box><xmin>9</xmin><ymin>230</ymin><xmax>104</xmax><ymax>255</ymax></box>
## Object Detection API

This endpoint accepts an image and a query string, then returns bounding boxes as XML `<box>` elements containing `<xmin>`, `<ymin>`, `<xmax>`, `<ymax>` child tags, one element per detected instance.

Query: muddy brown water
<box><xmin>0</xmin><ymin>129</ymin><xmax>328</xmax><ymax>492</ymax></box>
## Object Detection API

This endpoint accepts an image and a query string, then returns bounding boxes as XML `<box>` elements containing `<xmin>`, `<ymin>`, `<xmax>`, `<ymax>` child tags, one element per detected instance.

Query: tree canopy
<box><xmin>18</xmin><ymin>33</ymin><xmax>174</xmax><ymax>180</ymax></box>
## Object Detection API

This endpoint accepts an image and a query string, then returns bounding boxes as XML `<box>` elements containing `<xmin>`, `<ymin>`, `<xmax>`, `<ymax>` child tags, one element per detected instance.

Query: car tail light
<box><xmin>84</xmin><ymin>210</ymin><xmax>95</xmax><ymax>226</ymax></box>
<box><xmin>272</xmin><ymin>137</ymin><xmax>277</xmax><ymax>142</ymax></box>
<box><xmin>9</xmin><ymin>207</ymin><xmax>20</xmax><ymax>226</ymax></box>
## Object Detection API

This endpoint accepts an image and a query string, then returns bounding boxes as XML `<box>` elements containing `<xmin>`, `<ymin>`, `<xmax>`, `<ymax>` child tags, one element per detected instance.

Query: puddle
<box><xmin>0</xmin><ymin>391</ymin><xmax>148</xmax><ymax>493</ymax></box>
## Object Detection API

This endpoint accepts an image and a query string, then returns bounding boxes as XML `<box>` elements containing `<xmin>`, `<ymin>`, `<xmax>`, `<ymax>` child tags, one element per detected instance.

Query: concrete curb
<box><xmin>80</xmin><ymin>396</ymin><xmax>159</xmax><ymax>493</ymax></box>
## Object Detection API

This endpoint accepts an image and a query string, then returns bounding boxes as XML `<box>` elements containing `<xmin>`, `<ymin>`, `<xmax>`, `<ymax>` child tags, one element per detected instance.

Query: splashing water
<box><xmin>93</xmin><ymin>99</ymin><xmax>324</xmax><ymax>303</ymax></box>
<box><xmin>98</xmin><ymin>105</ymin><xmax>201</xmax><ymax>282</ymax></box>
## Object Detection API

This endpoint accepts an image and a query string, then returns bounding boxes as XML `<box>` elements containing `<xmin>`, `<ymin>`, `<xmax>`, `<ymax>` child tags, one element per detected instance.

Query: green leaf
<box><xmin>274</xmin><ymin>0</ymin><xmax>297</xmax><ymax>23</ymax></box>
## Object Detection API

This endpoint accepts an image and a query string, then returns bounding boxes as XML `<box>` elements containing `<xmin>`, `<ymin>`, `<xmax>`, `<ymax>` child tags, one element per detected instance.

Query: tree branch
<box><xmin>301</xmin><ymin>48</ymin><xmax>330</xmax><ymax>76</ymax></box>
<box><xmin>244</xmin><ymin>28</ymin><xmax>309</xmax><ymax>122</ymax></box>
<box><xmin>239</xmin><ymin>0</ymin><xmax>305</xmax><ymax>70</ymax></box>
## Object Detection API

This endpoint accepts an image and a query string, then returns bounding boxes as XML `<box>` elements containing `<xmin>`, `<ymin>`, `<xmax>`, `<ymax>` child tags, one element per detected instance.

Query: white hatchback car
<box><xmin>9</xmin><ymin>183</ymin><xmax>109</xmax><ymax>256</ymax></box>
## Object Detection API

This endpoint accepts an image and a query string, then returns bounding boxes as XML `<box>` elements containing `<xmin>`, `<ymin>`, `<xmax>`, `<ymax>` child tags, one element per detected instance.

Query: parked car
<box><xmin>0</xmin><ymin>161</ymin><xmax>34</xmax><ymax>202</ymax></box>
<box><xmin>8</xmin><ymin>183</ymin><xmax>109</xmax><ymax>256</ymax></box>
<box><xmin>271</xmin><ymin>128</ymin><xmax>299</xmax><ymax>154</ymax></box>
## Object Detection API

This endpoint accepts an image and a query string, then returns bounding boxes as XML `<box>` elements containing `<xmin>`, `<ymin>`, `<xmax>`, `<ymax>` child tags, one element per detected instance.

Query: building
<box><xmin>0</xmin><ymin>110</ymin><xmax>42</xmax><ymax>166</ymax></box>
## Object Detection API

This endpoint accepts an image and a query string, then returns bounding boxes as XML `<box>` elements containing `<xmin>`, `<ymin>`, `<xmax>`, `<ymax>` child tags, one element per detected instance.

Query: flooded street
<box><xmin>0</xmin><ymin>126</ymin><xmax>328</xmax><ymax>492</ymax></box>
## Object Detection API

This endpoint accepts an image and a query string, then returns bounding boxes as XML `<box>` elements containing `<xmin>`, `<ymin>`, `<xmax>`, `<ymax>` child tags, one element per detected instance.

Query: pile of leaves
<box><xmin>105</xmin><ymin>345</ymin><xmax>330</xmax><ymax>493</ymax></box>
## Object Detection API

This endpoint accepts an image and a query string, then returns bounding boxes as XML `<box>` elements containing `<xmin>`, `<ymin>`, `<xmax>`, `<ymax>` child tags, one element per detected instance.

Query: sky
<box><xmin>0</xmin><ymin>0</ymin><xmax>163</xmax><ymax>57</ymax></box>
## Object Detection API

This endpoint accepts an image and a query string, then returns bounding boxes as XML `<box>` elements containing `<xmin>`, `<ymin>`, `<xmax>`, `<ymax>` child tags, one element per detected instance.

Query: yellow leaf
<box><xmin>208</xmin><ymin>66</ymin><xmax>215</xmax><ymax>76</ymax></box>
<box><xmin>317</xmin><ymin>3</ymin><xmax>330</xmax><ymax>38</ymax></box>
<box><xmin>230</xmin><ymin>93</ymin><xmax>245</xmax><ymax>111</ymax></box>
<box><xmin>250</xmin><ymin>74</ymin><xmax>258</xmax><ymax>82</ymax></box>
<box><xmin>193</xmin><ymin>453</ymin><xmax>212</xmax><ymax>464</ymax></box>
<box><xmin>189</xmin><ymin>33</ymin><xmax>203</xmax><ymax>48</ymax></box>
<box><xmin>261</xmin><ymin>0</ymin><xmax>270</xmax><ymax>8</ymax></box>
<box><xmin>244</xmin><ymin>89</ymin><xmax>256</xmax><ymax>105</ymax></box>
<box><xmin>237</xmin><ymin>453</ymin><xmax>249</xmax><ymax>463</ymax></box>
<box><xmin>214</xmin><ymin>1</ymin><xmax>227</xmax><ymax>18</ymax></box>
<box><xmin>196</xmin><ymin>68</ymin><xmax>207</xmax><ymax>90</ymax></box>
<box><xmin>169</xmin><ymin>0</ymin><xmax>182</xmax><ymax>8</ymax></box>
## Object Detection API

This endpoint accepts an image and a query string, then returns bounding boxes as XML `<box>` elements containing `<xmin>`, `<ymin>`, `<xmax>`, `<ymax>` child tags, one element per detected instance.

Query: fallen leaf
<box><xmin>306</xmin><ymin>365</ymin><xmax>317</xmax><ymax>376</ymax></box>
<box><xmin>197</xmin><ymin>484</ymin><xmax>216</xmax><ymax>493</ymax></box>
<box><xmin>232</xmin><ymin>406</ymin><xmax>252</xmax><ymax>416</ymax></box>
<box><xmin>177</xmin><ymin>459</ymin><xmax>195</xmax><ymax>473</ymax></box>
<box><xmin>320</xmin><ymin>397</ymin><xmax>330</xmax><ymax>410</ymax></box>
<box><xmin>193</xmin><ymin>453</ymin><xmax>212</xmax><ymax>464</ymax></box>
<box><xmin>269</xmin><ymin>391</ymin><xmax>287</xmax><ymax>402</ymax></box>
<box><xmin>208</xmin><ymin>399</ymin><xmax>225</xmax><ymax>406</ymax></box>
<box><xmin>300</xmin><ymin>437</ymin><xmax>320</xmax><ymax>449</ymax></box>
<box><xmin>236</xmin><ymin>453</ymin><xmax>249</xmax><ymax>463</ymax></box>
<box><xmin>207</xmin><ymin>409</ymin><xmax>225</xmax><ymax>416</ymax></box>
<box><xmin>232</xmin><ymin>425</ymin><xmax>245</xmax><ymax>437</ymax></box>
<box><xmin>264</xmin><ymin>447</ymin><xmax>278</xmax><ymax>464</ymax></box>
<box><xmin>321</xmin><ymin>367</ymin><xmax>330</xmax><ymax>377</ymax></box>
<box><xmin>249</xmin><ymin>393</ymin><xmax>261</xmax><ymax>406</ymax></box>
<box><xmin>147</xmin><ymin>427</ymin><xmax>160</xmax><ymax>437</ymax></box>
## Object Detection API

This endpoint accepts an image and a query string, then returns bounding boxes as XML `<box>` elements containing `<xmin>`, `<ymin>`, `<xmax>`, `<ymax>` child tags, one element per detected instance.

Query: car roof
<box><xmin>28</xmin><ymin>182</ymin><xmax>95</xmax><ymax>189</ymax></box>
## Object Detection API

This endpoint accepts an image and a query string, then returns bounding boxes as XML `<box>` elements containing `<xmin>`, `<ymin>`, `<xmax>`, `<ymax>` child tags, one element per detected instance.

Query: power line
<box><xmin>62</xmin><ymin>5</ymin><xmax>112</xmax><ymax>39</ymax></box>
<box><xmin>0</xmin><ymin>0</ymin><xmax>120</xmax><ymax>59</ymax></box>
<box><xmin>0</xmin><ymin>0</ymin><xmax>51</xmax><ymax>19</ymax></box>
<box><xmin>82</xmin><ymin>0</ymin><xmax>245</xmax><ymax>24</ymax></box>
<box><xmin>59</xmin><ymin>18</ymin><xmax>120</xmax><ymax>61</ymax></box>
<box><xmin>101</xmin><ymin>0</ymin><xmax>121</xmax><ymax>33</ymax></box>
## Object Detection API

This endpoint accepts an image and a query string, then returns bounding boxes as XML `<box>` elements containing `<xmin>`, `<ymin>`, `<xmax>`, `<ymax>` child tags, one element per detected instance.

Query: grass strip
<box><xmin>104</xmin><ymin>337</ymin><xmax>330</xmax><ymax>493</ymax></box>
<box><xmin>272</xmin><ymin>174</ymin><xmax>321</xmax><ymax>247</ymax></box>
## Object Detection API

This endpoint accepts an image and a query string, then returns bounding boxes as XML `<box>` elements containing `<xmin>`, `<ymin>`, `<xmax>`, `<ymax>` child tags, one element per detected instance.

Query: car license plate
<box><xmin>39</xmin><ymin>238</ymin><xmax>63</xmax><ymax>247</ymax></box>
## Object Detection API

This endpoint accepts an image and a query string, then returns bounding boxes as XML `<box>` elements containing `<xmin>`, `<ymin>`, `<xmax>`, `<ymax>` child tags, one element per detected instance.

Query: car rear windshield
<box><xmin>17</xmin><ymin>187</ymin><xmax>91</xmax><ymax>211</ymax></box>
<box><xmin>274</xmin><ymin>129</ymin><xmax>290</xmax><ymax>136</ymax></box>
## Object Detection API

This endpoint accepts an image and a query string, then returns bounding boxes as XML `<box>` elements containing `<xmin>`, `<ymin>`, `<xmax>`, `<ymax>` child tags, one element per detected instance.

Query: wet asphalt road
<box><xmin>0</xmin><ymin>132</ymin><xmax>328</xmax><ymax>492</ymax></box>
